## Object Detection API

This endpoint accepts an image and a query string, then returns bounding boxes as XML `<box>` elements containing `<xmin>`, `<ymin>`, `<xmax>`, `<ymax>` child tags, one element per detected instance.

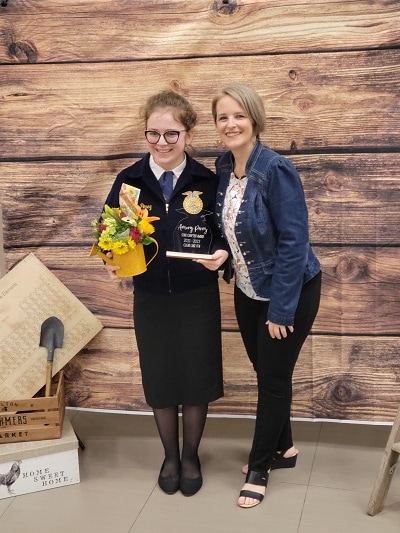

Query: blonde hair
<box><xmin>141</xmin><ymin>90</ymin><xmax>197</xmax><ymax>131</ymax></box>
<box><xmin>211</xmin><ymin>83</ymin><xmax>266</xmax><ymax>137</ymax></box>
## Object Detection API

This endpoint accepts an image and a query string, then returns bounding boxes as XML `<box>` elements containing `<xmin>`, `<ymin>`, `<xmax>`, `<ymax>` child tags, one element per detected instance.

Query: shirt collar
<box><xmin>149</xmin><ymin>155</ymin><xmax>187</xmax><ymax>181</ymax></box>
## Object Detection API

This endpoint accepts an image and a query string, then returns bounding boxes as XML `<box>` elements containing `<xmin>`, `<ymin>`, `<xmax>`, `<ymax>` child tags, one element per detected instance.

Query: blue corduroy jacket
<box><xmin>105</xmin><ymin>153</ymin><xmax>229</xmax><ymax>293</ymax></box>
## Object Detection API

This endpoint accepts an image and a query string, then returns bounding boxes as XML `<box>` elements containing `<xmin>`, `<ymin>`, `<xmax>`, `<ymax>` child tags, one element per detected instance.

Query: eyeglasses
<box><xmin>144</xmin><ymin>130</ymin><xmax>186</xmax><ymax>144</ymax></box>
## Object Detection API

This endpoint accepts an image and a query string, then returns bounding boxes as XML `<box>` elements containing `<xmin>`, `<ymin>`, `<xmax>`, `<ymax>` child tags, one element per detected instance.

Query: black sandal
<box><xmin>238</xmin><ymin>470</ymin><xmax>269</xmax><ymax>508</ymax></box>
<box><xmin>270</xmin><ymin>450</ymin><xmax>298</xmax><ymax>470</ymax></box>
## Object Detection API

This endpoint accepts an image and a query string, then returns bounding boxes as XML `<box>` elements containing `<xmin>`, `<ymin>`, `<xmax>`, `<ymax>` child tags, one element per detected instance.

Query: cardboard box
<box><xmin>0</xmin><ymin>252</ymin><xmax>103</xmax><ymax>401</ymax></box>
<box><xmin>0</xmin><ymin>416</ymin><xmax>79</xmax><ymax>499</ymax></box>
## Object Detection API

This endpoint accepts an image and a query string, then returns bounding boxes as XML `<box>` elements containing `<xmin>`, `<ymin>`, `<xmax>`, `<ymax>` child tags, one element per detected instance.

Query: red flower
<box><xmin>129</xmin><ymin>227</ymin><xmax>142</xmax><ymax>242</ymax></box>
<box><xmin>99</xmin><ymin>223</ymin><xmax>107</xmax><ymax>232</ymax></box>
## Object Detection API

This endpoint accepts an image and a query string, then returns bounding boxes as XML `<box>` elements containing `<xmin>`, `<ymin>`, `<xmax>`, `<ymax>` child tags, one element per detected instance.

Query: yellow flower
<box><xmin>111</xmin><ymin>241</ymin><xmax>129</xmax><ymax>255</ymax></box>
<box><xmin>98</xmin><ymin>237</ymin><xmax>114</xmax><ymax>251</ymax></box>
<box><xmin>138</xmin><ymin>219</ymin><xmax>155</xmax><ymax>235</ymax></box>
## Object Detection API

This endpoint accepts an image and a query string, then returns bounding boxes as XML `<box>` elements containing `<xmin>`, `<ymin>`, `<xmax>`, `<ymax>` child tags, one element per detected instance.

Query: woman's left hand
<box><xmin>266</xmin><ymin>321</ymin><xmax>294</xmax><ymax>340</ymax></box>
<box><xmin>195</xmin><ymin>249</ymin><xmax>229</xmax><ymax>271</ymax></box>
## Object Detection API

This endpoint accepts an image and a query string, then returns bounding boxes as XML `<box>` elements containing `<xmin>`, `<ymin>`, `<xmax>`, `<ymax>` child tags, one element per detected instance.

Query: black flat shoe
<box><xmin>158</xmin><ymin>461</ymin><xmax>180</xmax><ymax>495</ymax></box>
<box><xmin>180</xmin><ymin>459</ymin><xmax>203</xmax><ymax>497</ymax></box>
<box><xmin>238</xmin><ymin>470</ymin><xmax>269</xmax><ymax>509</ymax></box>
<box><xmin>270</xmin><ymin>451</ymin><xmax>298</xmax><ymax>470</ymax></box>
<box><xmin>180</xmin><ymin>473</ymin><xmax>203</xmax><ymax>496</ymax></box>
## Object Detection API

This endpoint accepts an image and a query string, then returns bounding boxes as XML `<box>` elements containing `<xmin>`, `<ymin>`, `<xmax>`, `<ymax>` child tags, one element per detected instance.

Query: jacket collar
<box><xmin>122</xmin><ymin>152</ymin><xmax>214</xmax><ymax>202</ymax></box>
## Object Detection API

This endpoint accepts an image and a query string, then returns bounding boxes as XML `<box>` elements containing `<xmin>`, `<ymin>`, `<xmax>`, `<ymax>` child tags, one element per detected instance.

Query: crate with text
<box><xmin>0</xmin><ymin>372</ymin><xmax>65</xmax><ymax>444</ymax></box>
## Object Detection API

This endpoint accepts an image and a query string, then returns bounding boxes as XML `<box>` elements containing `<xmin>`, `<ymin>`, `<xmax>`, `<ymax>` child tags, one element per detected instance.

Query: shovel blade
<box><xmin>39</xmin><ymin>316</ymin><xmax>64</xmax><ymax>361</ymax></box>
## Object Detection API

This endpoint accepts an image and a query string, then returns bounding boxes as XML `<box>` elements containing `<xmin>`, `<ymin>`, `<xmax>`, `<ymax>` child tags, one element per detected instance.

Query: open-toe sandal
<box><xmin>238</xmin><ymin>470</ymin><xmax>269</xmax><ymax>509</ymax></box>
<box><xmin>270</xmin><ymin>450</ymin><xmax>298</xmax><ymax>470</ymax></box>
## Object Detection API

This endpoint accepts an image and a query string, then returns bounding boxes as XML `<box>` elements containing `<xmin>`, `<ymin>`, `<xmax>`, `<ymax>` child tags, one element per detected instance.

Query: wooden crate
<box><xmin>0</xmin><ymin>372</ymin><xmax>65</xmax><ymax>444</ymax></box>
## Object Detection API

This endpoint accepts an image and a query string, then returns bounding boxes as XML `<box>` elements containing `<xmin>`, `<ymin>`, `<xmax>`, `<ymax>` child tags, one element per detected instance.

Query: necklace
<box><xmin>234</xmin><ymin>173</ymin><xmax>246</xmax><ymax>180</ymax></box>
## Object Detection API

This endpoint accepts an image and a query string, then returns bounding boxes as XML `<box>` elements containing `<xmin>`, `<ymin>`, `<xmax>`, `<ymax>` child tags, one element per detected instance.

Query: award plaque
<box><xmin>166</xmin><ymin>191</ymin><xmax>213</xmax><ymax>260</ymax></box>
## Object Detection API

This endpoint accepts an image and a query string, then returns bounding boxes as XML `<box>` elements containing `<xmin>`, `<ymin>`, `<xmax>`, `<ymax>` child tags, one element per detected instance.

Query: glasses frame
<box><xmin>144</xmin><ymin>129</ymin><xmax>187</xmax><ymax>145</ymax></box>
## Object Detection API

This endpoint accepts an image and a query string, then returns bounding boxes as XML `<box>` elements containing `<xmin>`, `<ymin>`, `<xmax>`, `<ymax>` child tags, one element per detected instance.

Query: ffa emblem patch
<box><xmin>182</xmin><ymin>191</ymin><xmax>203</xmax><ymax>215</ymax></box>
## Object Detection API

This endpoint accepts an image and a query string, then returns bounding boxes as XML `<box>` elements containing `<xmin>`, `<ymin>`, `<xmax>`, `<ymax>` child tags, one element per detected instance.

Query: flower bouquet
<box><xmin>90</xmin><ymin>184</ymin><xmax>159</xmax><ymax>277</ymax></box>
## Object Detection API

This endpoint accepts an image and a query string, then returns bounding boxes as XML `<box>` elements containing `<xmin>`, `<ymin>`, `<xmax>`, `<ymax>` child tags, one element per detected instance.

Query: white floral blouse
<box><xmin>222</xmin><ymin>172</ymin><xmax>268</xmax><ymax>301</ymax></box>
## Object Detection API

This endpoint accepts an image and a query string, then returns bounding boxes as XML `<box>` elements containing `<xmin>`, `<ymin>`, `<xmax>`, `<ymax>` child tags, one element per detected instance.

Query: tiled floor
<box><xmin>0</xmin><ymin>410</ymin><xmax>399</xmax><ymax>532</ymax></box>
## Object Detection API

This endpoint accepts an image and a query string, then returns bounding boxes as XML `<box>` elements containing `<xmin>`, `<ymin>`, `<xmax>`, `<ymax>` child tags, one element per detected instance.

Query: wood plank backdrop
<box><xmin>1</xmin><ymin>0</ymin><xmax>399</xmax><ymax>421</ymax></box>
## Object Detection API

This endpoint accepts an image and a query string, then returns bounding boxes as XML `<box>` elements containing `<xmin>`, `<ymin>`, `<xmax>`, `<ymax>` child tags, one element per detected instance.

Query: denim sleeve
<box><xmin>265</xmin><ymin>157</ymin><xmax>310</xmax><ymax>325</ymax></box>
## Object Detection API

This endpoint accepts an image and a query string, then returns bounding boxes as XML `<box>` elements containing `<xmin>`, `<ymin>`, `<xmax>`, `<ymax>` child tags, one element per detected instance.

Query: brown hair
<box><xmin>141</xmin><ymin>90</ymin><xmax>197</xmax><ymax>131</ymax></box>
<box><xmin>211</xmin><ymin>83</ymin><xmax>266</xmax><ymax>137</ymax></box>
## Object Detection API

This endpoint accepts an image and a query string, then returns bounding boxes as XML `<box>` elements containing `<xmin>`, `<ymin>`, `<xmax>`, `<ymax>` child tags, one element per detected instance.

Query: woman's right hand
<box><xmin>194</xmin><ymin>249</ymin><xmax>229</xmax><ymax>271</ymax></box>
<box><xmin>266</xmin><ymin>320</ymin><xmax>294</xmax><ymax>340</ymax></box>
<box><xmin>104</xmin><ymin>252</ymin><xmax>120</xmax><ymax>280</ymax></box>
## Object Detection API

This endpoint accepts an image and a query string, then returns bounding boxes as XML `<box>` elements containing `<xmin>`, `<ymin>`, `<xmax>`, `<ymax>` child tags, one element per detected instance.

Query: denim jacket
<box><xmin>215</xmin><ymin>139</ymin><xmax>320</xmax><ymax>326</ymax></box>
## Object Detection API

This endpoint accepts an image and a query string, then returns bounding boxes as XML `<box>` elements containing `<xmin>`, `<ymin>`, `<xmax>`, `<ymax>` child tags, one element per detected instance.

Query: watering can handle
<box><xmin>146</xmin><ymin>238</ymin><xmax>158</xmax><ymax>267</ymax></box>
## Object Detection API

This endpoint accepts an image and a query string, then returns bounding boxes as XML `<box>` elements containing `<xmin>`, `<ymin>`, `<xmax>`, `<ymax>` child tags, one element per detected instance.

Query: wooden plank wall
<box><xmin>1</xmin><ymin>0</ymin><xmax>399</xmax><ymax>421</ymax></box>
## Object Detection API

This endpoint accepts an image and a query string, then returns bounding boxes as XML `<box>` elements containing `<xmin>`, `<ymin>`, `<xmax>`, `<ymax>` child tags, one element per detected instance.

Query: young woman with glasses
<box><xmin>102</xmin><ymin>90</ymin><xmax>229</xmax><ymax>497</ymax></box>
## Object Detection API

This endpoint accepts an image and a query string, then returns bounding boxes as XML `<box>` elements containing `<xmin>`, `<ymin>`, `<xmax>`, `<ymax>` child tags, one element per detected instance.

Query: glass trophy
<box><xmin>166</xmin><ymin>191</ymin><xmax>213</xmax><ymax>259</ymax></box>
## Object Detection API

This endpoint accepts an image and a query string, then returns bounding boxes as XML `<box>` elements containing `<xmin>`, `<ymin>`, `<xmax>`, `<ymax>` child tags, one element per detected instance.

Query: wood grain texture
<box><xmin>3</xmin><ymin>242</ymin><xmax>400</xmax><ymax>337</ymax></box>
<box><xmin>63</xmin><ymin>331</ymin><xmax>400</xmax><ymax>421</ymax></box>
<box><xmin>301</xmin><ymin>336</ymin><xmax>400</xmax><ymax>421</ymax></box>
<box><xmin>1</xmin><ymin>0</ymin><xmax>399</xmax><ymax>63</ymax></box>
<box><xmin>1</xmin><ymin>0</ymin><xmax>399</xmax><ymax>421</ymax></box>
<box><xmin>2</xmin><ymin>151</ymin><xmax>400</xmax><ymax>341</ymax></box>
<box><xmin>1</xmin><ymin>153</ymin><xmax>400</xmax><ymax>247</ymax></box>
<box><xmin>1</xmin><ymin>50</ymin><xmax>400</xmax><ymax>157</ymax></box>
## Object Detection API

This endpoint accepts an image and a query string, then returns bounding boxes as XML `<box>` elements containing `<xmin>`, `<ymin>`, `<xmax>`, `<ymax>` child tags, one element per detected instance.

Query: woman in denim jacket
<box><xmin>212</xmin><ymin>83</ymin><xmax>321</xmax><ymax>508</ymax></box>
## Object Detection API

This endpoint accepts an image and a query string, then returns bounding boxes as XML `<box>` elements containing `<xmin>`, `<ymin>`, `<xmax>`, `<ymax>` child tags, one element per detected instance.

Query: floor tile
<box><xmin>71</xmin><ymin>410</ymin><xmax>163</xmax><ymax>471</ymax></box>
<box><xmin>185</xmin><ymin>417</ymin><xmax>320</xmax><ymax>490</ymax></box>
<box><xmin>1</xmin><ymin>412</ymin><xmax>399</xmax><ymax>533</ymax></box>
<box><xmin>299</xmin><ymin>485</ymin><xmax>400</xmax><ymax>533</ymax></box>
<box><xmin>0</xmin><ymin>498</ymin><xmax>13</xmax><ymax>516</ymax></box>
<box><xmin>0</xmin><ymin>462</ymin><xmax>156</xmax><ymax>533</ymax></box>
<box><xmin>311</xmin><ymin>422</ymin><xmax>400</xmax><ymax>494</ymax></box>
<box><xmin>131</xmin><ymin>477</ymin><xmax>307</xmax><ymax>533</ymax></box>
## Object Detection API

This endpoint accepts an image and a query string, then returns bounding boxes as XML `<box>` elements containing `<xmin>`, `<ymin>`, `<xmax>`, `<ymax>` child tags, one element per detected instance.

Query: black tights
<box><xmin>153</xmin><ymin>403</ymin><xmax>208</xmax><ymax>479</ymax></box>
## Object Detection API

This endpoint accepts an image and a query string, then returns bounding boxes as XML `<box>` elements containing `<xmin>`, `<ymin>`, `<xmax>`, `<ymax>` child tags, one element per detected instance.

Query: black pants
<box><xmin>234</xmin><ymin>271</ymin><xmax>321</xmax><ymax>473</ymax></box>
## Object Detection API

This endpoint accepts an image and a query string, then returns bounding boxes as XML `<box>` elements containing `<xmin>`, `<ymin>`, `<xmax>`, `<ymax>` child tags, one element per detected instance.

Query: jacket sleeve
<box><xmin>265</xmin><ymin>156</ymin><xmax>310</xmax><ymax>325</ymax></box>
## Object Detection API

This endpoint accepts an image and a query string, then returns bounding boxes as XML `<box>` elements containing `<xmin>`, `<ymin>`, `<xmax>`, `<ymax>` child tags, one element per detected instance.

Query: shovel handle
<box><xmin>45</xmin><ymin>361</ymin><xmax>53</xmax><ymax>397</ymax></box>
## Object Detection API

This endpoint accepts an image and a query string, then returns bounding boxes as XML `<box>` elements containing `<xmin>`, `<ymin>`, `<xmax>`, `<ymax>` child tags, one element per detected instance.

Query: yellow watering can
<box><xmin>90</xmin><ymin>239</ymin><xmax>158</xmax><ymax>277</ymax></box>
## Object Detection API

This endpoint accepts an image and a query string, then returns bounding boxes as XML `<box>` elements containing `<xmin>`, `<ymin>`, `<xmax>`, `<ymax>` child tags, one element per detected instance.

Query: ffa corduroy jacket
<box><xmin>104</xmin><ymin>152</ymin><xmax>229</xmax><ymax>293</ymax></box>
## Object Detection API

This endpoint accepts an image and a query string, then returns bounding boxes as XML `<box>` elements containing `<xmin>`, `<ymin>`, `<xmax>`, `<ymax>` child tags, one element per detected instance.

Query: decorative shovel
<box><xmin>39</xmin><ymin>316</ymin><xmax>64</xmax><ymax>397</ymax></box>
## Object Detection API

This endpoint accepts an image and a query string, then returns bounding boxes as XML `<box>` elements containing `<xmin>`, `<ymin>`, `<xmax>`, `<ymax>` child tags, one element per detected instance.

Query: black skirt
<box><xmin>133</xmin><ymin>283</ymin><xmax>224</xmax><ymax>409</ymax></box>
